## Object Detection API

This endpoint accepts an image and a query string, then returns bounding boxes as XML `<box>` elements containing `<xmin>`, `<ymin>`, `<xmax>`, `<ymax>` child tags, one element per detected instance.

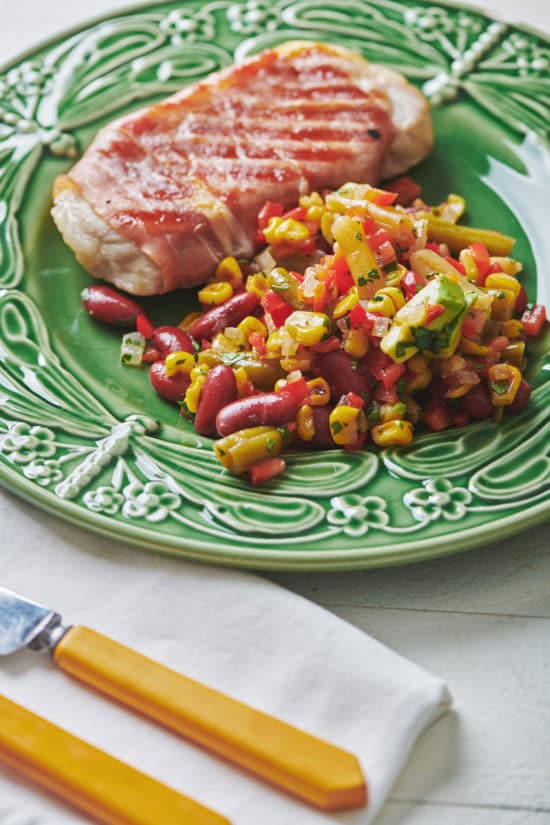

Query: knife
<box><xmin>0</xmin><ymin>585</ymin><xmax>367</xmax><ymax>810</ymax></box>
<box><xmin>0</xmin><ymin>693</ymin><xmax>230</xmax><ymax>825</ymax></box>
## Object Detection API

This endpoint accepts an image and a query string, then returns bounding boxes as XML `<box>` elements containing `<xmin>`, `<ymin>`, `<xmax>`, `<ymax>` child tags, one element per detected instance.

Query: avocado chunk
<box><xmin>381</xmin><ymin>275</ymin><xmax>467</xmax><ymax>363</ymax></box>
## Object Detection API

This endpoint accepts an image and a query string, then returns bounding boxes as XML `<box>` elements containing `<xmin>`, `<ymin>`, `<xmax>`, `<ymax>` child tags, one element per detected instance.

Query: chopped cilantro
<box><xmin>351</xmin><ymin>360</ymin><xmax>359</xmax><ymax>372</ymax></box>
<box><xmin>354</xmin><ymin>231</ymin><xmax>363</xmax><ymax>241</ymax></box>
<box><xmin>322</xmin><ymin>317</ymin><xmax>331</xmax><ymax>329</ymax></box>
<box><xmin>366</xmin><ymin>403</ymin><xmax>380</xmax><ymax>423</ymax></box>
<box><xmin>413</xmin><ymin>325</ymin><xmax>438</xmax><ymax>352</ymax></box>
<box><xmin>266</xmin><ymin>437</ymin><xmax>276</xmax><ymax>453</ymax></box>
<box><xmin>357</xmin><ymin>275</ymin><xmax>367</xmax><ymax>286</ymax></box>
<box><xmin>121</xmin><ymin>353</ymin><xmax>132</xmax><ymax>364</ymax></box>
<box><xmin>395</xmin><ymin>340</ymin><xmax>414</xmax><ymax>359</ymax></box>
<box><xmin>372</xmin><ymin>295</ymin><xmax>384</xmax><ymax>302</ymax></box>
<box><xmin>367</xmin><ymin>268</ymin><xmax>380</xmax><ymax>281</ymax></box>
<box><xmin>490</xmin><ymin>379</ymin><xmax>509</xmax><ymax>395</ymax></box>
<box><xmin>497</xmin><ymin>290</ymin><xmax>506</xmax><ymax>299</ymax></box>
<box><xmin>331</xmin><ymin>421</ymin><xmax>343</xmax><ymax>434</ymax></box>
<box><xmin>383</xmin><ymin>260</ymin><xmax>398</xmax><ymax>273</ymax></box>
<box><xmin>367</xmin><ymin>128</ymin><xmax>381</xmax><ymax>139</ymax></box>
<box><xmin>416</xmin><ymin>282</ymin><xmax>424</xmax><ymax>293</ymax></box>
<box><xmin>396</xmin><ymin>376</ymin><xmax>408</xmax><ymax>400</ymax></box>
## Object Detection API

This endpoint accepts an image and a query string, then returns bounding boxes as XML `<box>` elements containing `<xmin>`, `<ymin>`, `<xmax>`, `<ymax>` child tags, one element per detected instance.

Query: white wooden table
<box><xmin>1</xmin><ymin>1</ymin><xmax>549</xmax><ymax>823</ymax></box>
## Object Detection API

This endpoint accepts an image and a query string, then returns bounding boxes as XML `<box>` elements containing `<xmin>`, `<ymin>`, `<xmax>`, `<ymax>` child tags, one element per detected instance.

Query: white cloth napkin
<box><xmin>0</xmin><ymin>492</ymin><xmax>451</xmax><ymax>825</ymax></box>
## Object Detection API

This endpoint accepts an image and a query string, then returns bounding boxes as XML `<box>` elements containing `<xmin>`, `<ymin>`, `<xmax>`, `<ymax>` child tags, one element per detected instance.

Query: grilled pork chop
<box><xmin>52</xmin><ymin>41</ymin><xmax>432</xmax><ymax>295</ymax></box>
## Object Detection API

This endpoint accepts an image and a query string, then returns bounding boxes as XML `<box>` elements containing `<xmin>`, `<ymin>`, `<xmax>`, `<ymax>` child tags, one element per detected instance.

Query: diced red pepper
<box><xmin>257</xmin><ymin>200</ymin><xmax>283</xmax><ymax>230</ymax></box>
<box><xmin>331</xmin><ymin>250</ymin><xmax>355</xmax><ymax>294</ymax></box>
<box><xmin>249</xmin><ymin>331</ymin><xmax>266</xmax><ymax>354</ymax></box>
<box><xmin>261</xmin><ymin>290</ymin><xmax>294</xmax><ymax>327</ymax></box>
<box><xmin>487</xmin><ymin>262</ymin><xmax>504</xmax><ymax>274</ymax></box>
<box><xmin>349</xmin><ymin>303</ymin><xmax>368</xmax><ymax>329</ymax></box>
<box><xmin>364</xmin><ymin>347</ymin><xmax>394</xmax><ymax>381</ymax></box>
<box><xmin>288</xmin><ymin>270</ymin><xmax>304</xmax><ymax>283</ymax></box>
<box><xmin>469</xmin><ymin>242</ymin><xmax>491</xmax><ymax>284</ymax></box>
<box><xmin>367</xmin><ymin>227</ymin><xmax>393</xmax><ymax>252</ymax></box>
<box><xmin>340</xmin><ymin>391</ymin><xmax>365</xmax><ymax>409</ymax></box>
<box><xmin>283</xmin><ymin>206</ymin><xmax>307</xmax><ymax>221</ymax></box>
<box><xmin>461</xmin><ymin>313</ymin><xmax>478</xmax><ymax>338</ymax></box>
<box><xmin>297</xmin><ymin>236</ymin><xmax>317</xmax><ymax>256</ymax></box>
<box><xmin>445</xmin><ymin>256</ymin><xmax>466</xmax><ymax>276</ymax></box>
<box><xmin>379</xmin><ymin>362</ymin><xmax>406</xmax><ymax>390</ymax></box>
<box><xmin>378</xmin><ymin>240</ymin><xmax>397</xmax><ymax>265</ymax></box>
<box><xmin>521</xmin><ymin>303</ymin><xmax>547</xmax><ymax>337</ymax></box>
<box><xmin>136</xmin><ymin>313</ymin><xmax>155</xmax><ymax>338</ymax></box>
<box><xmin>249</xmin><ymin>457</ymin><xmax>286</xmax><ymax>486</ymax></box>
<box><xmin>425</xmin><ymin>303</ymin><xmax>445</xmax><ymax>326</ymax></box>
<box><xmin>425</xmin><ymin>242</ymin><xmax>441</xmax><ymax>253</ymax></box>
<box><xmin>279</xmin><ymin>376</ymin><xmax>310</xmax><ymax>406</ymax></box>
<box><xmin>384</xmin><ymin>176</ymin><xmax>422</xmax><ymax>206</ymax></box>
<box><xmin>371</xmin><ymin>189</ymin><xmax>398</xmax><ymax>206</ymax></box>
<box><xmin>401</xmin><ymin>269</ymin><xmax>426</xmax><ymax>300</ymax></box>
<box><xmin>315</xmin><ymin>335</ymin><xmax>341</xmax><ymax>353</ymax></box>
<box><xmin>361</xmin><ymin>217</ymin><xmax>376</xmax><ymax>236</ymax></box>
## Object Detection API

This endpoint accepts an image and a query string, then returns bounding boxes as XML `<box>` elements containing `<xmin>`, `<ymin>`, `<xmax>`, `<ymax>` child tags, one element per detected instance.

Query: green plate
<box><xmin>1</xmin><ymin>0</ymin><xmax>549</xmax><ymax>570</ymax></box>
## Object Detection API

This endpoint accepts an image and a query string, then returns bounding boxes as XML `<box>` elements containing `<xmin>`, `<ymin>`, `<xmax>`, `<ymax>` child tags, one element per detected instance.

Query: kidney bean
<box><xmin>508</xmin><ymin>379</ymin><xmax>531</xmax><ymax>413</ymax></box>
<box><xmin>149</xmin><ymin>361</ymin><xmax>190</xmax><ymax>404</ymax></box>
<box><xmin>311</xmin><ymin>350</ymin><xmax>371</xmax><ymax>405</ymax></box>
<box><xmin>216</xmin><ymin>391</ymin><xmax>300</xmax><ymax>437</ymax></box>
<box><xmin>461</xmin><ymin>383</ymin><xmax>493</xmax><ymax>419</ymax></box>
<box><xmin>189</xmin><ymin>292</ymin><xmax>260</xmax><ymax>340</ymax></box>
<box><xmin>195</xmin><ymin>365</ymin><xmax>237</xmax><ymax>436</ymax></box>
<box><xmin>152</xmin><ymin>326</ymin><xmax>196</xmax><ymax>357</ymax></box>
<box><xmin>81</xmin><ymin>285</ymin><xmax>143</xmax><ymax>327</ymax></box>
<box><xmin>310</xmin><ymin>406</ymin><xmax>335</xmax><ymax>449</ymax></box>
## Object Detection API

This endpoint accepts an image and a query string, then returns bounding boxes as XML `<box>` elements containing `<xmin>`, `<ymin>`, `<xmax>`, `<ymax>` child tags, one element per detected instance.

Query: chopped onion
<box><xmin>373</xmin><ymin>316</ymin><xmax>391</xmax><ymax>337</ymax></box>
<box><xmin>253</xmin><ymin>247</ymin><xmax>276</xmax><ymax>272</ymax></box>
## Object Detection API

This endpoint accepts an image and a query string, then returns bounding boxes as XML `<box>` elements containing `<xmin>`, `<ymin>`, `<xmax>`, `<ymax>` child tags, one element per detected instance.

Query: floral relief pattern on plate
<box><xmin>0</xmin><ymin>0</ymin><xmax>549</xmax><ymax>569</ymax></box>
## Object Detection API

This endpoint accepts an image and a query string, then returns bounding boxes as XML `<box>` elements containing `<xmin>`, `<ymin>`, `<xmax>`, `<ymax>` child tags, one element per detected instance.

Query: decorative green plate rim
<box><xmin>0</xmin><ymin>0</ymin><xmax>549</xmax><ymax>570</ymax></box>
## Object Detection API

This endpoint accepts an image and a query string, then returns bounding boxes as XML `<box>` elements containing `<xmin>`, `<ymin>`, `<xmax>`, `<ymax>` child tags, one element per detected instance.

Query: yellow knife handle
<box><xmin>54</xmin><ymin>626</ymin><xmax>367</xmax><ymax>811</ymax></box>
<box><xmin>0</xmin><ymin>693</ymin><xmax>229</xmax><ymax>825</ymax></box>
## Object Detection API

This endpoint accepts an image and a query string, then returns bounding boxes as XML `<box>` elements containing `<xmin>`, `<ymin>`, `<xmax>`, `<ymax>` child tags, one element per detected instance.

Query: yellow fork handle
<box><xmin>0</xmin><ymin>693</ymin><xmax>229</xmax><ymax>825</ymax></box>
<box><xmin>54</xmin><ymin>626</ymin><xmax>367</xmax><ymax>811</ymax></box>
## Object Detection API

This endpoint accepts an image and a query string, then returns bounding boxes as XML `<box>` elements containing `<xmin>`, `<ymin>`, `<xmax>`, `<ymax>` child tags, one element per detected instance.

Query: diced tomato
<box><xmin>283</xmin><ymin>206</ymin><xmax>307</xmax><ymax>221</ymax></box>
<box><xmin>379</xmin><ymin>362</ymin><xmax>406</xmax><ymax>390</ymax></box>
<box><xmin>425</xmin><ymin>303</ymin><xmax>445</xmax><ymax>326</ymax></box>
<box><xmin>469</xmin><ymin>242</ymin><xmax>491</xmax><ymax>284</ymax></box>
<box><xmin>425</xmin><ymin>242</ymin><xmax>441</xmax><ymax>253</ymax></box>
<box><xmin>385</xmin><ymin>176</ymin><xmax>422</xmax><ymax>206</ymax></box>
<box><xmin>361</xmin><ymin>217</ymin><xmax>376</xmax><ymax>236</ymax></box>
<box><xmin>249</xmin><ymin>457</ymin><xmax>286</xmax><ymax>486</ymax></box>
<box><xmin>257</xmin><ymin>200</ymin><xmax>283</xmax><ymax>230</ymax></box>
<box><xmin>487</xmin><ymin>262</ymin><xmax>503</xmax><ymax>274</ymax></box>
<box><xmin>424</xmin><ymin>399</ymin><xmax>452</xmax><ymax>431</ymax></box>
<box><xmin>142</xmin><ymin>344</ymin><xmax>161</xmax><ymax>363</ymax></box>
<box><xmin>330</xmin><ymin>250</ymin><xmax>355</xmax><ymax>294</ymax></box>
<box><xmin>349</xmin><ymin>303</ymin><xmax>368</xmax><ymax>329</ymax></box>
<box><xmin>261</xmin><ymin>290</ymin><xmax>294</xmax><ymax>327</ymax></box>
<box><xmin>401</xmin><ymin>269</ymin><xmax>426</xmax><ymax>300</ymax></box>
<box><xmin>445</xmin><ymin>256</ymin><xmax>466</xmax><ymax>276</ymax></box>
<box><xmin>521</xmin><ymin>303</ymin><xmax>547</xmax><ymax>336</ymax></box>
<box><xmin>515</xmin><ymin>284</ymin><xmax>528</xmax><ymax>315</ymax></box>
<box><xmin>136</xmin><ymin>313</ymin><xmax>154</xmax><ymax>338</ymax></box>
<box><xmin>298</xmin><ymin>236</ymin><xmax>318</xmax><ymax>256</ymax></box>
<box><xmin>315</xmin><ymin>335</ymin><xmax>341</xmax><ymax>353</ymax></box>
<box><xmin>279</xmin><ymin>376</ymin><xmax>310</xmax><ymax>406</ymax></box>
<box><xmin>378</xmin><ymin>240</ymin><xmax>396</xmax><ymax>265</ymax></box>
<box><xmin>461</xmin><ymin>313</ymin><xmax>478</xmax><ymax>338</ymax></box>
<box><xmin>249</xmin><ymin>331</ymin><xmax>266</xmax><ymax>354</ymax></box>
<box><xmin>288</xmin><ymin>270</ymin><xmax>304</xmax><ymax>283</ymax></box>
<box><xmin>488</xmin><ymin>335</ymin><xmax>509</xmax><ymax>352</ymax></box>
<box><xmin>341</xmin><ymin>391</ymin><xmax>365</xmax><ymax>408</ymax></box>
<box><xmin>367</xmin><ymin>227</ymin><xmax>393</xmax><ymax>252</ymax></box>
<box><xmin>364</xmin><ymin>347</ymin><xmax>394</xmax><ymax>381</ymax></box>
<box><xmin>373</xmin><ymin>384</ymin><xmax>399</xmax><ymax>404</ymax></box>
<box><xmin>371</xmin><ymin>189</ymin><xmax>398</xmax><ymax>206</ymax></box>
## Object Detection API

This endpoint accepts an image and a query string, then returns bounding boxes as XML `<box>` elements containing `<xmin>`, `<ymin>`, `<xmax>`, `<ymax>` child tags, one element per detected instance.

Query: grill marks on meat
<box><xmin>52</xmin><ymin>42</ymin><xmax>432</xmax><ymax>295</ymax></box>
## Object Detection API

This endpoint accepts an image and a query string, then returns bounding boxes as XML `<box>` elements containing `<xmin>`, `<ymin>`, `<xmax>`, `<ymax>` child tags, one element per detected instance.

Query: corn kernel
<box><xmin>281</xmin><ymin>350</ymin><xmax>312</xmax><ymax>373</ymax></box>
<box><xmin>407</xmin><ymin>369</ymin><xmax>432</xmax><ymax>392</ymax></box>
<box><xmin>211</xmin><ymin>327</ymin><xmax>247</xmax><ymax>352</ymax></box>
<box><xmin>178</xmin><ymin>311</ymin><xmax>202</xmax><ymax>330</ymax></box>
<box><xmin>379</xmin><ymin>402</ymin><xmax>407</xmax><ymax>423</ymax></box>
<box><xmin>502</xmin><ymin>340</ymin><xmax>525</xmax><ymax>366</ymax></box>
<box><xmin>214</xmin><ymin>426</ymin><xmax>288</xmax><ymax>475</ymax></box>
<box><xmin>233</xmin><ymin>366</ymin><xmax>249</xmax><ymax>393</ymax></box>
<box><xmin>165</xmin><ymin>350</ymin><xmax>195</xmax><ymax>377</ymax></box>
<box><xmin>190</xmin><ymin>364</ymin><xmax>209</xmax><ymax>382</ymax></box>
<box><xmin>500</xmin><ymin>319</ymin><xmax>524</xmax><ymax>339</ymax></box>
<box><xmin>407</xmin><ymin>353</ymin><xmax>430</xmax><ymax>374</ymax></box>
<box><xmin>333</xmin><ymin>290</ymin><xmax>359</xmax><ymax>319</ymax></box>
<box><xmin>237</xmin><ymin>316</ymin><xmax>267</xmax><ymax>339</ymax></box>
<box><xmin>296</xmin><ymin>405</ymin><xmax>315</xmax><ymax>441</ymax></box>
<box><xmin>488</xmin><ymin>288</ymin><xmax>516</xmax><ymax>321</ymax></box>
<box><xmin>214</xmin><ymin>256</ymin><xmax>243</xmax><ymax>290</ymax></box>
<box><xmin>367</xmin><ymin>293</ymin><xmax>396</xmax><ymax>317</ymax></box>
<box><xmin>184</xmin><ymin>374</ymin><xmax>206</xmax><ymax>414</ymax></box>
<box><xmin>299</xmin><ymin>191</ymin><xmax>323</xmax><ymax>209</ymax></box>
<box><xmin>485</xmin><ymin>273</ymin><xmax>521</xmax><ymax>298</ymax></box>
<box><xmin>371</xmin><ymin>419</ymin><xmax>414</xmax><ymax>446</ymax></box>
<box><xmin>329</xmin><ymin>405</ymin><xmax>366</xmax><ymax>446</ymax></box>
<box><xmin>459</xmin><ymin>248</ymin><xmax>478</xmax><ymax>281</ymax></box>
<box><xmin>489</xmin><ymin>257</ymin><xmax>522</xmax><ymax>276</ymax></box>
<box><xmin>488</xmin><ymin>364</ymin><xmax>522</xmax><ymax>406</ymax></box>
<box><xmin>343</xmin><ymin>327</ymin><xmax>369</xmax><ymax>358</ymax></box>
<box><xmin>246</xmin><ymin>273</ymin><xmax>268</xmax><ymax>297</ymax></box>
<box><xmin>306</xmin><ymin>377</ymin><xmax>331</xmax><ymax>406</ymax></box>
<box><xmin>198</xmin><ymin>281</ymin><xmax>233</xmax><ymax>305</ymax></box>
<box><xmin>459</xmin><ymin>337</ymin><xmax>490</xmax><ymax>355</ymax></box>
<box><xmin>263</xmin><ymin>216</ymin><xmax>309</xmax><ymax>244</ymax></box>
<box><xmin>377</xmin><ymin>287</ymin><xmax>406</xmax><ymax>312</ymax></box>
<box><xmin>285</xmin><ymin>311</ymin><xmax>331</xmax><ymax>346</ymax></box>
<box><xmin>445</xmin><ymin>383</ymin><xmax>473</xmax><ymax>399</ymax></box>
<box><xmin>306</xmin><ymin>204</ymin><xmax>325</xmax><ymax>224</ymax></box>
<box><xmin>321</xmin><ymin>211</ymin><xmax>336</xmax><ymax>244</ymax></box>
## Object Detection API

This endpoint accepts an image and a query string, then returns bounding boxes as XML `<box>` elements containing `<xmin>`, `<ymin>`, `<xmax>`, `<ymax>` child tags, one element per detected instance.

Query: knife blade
<box><xmin>0</xmin><ymin>585</ymin><xmax>367</xmax><ymax>811</ymax></box>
